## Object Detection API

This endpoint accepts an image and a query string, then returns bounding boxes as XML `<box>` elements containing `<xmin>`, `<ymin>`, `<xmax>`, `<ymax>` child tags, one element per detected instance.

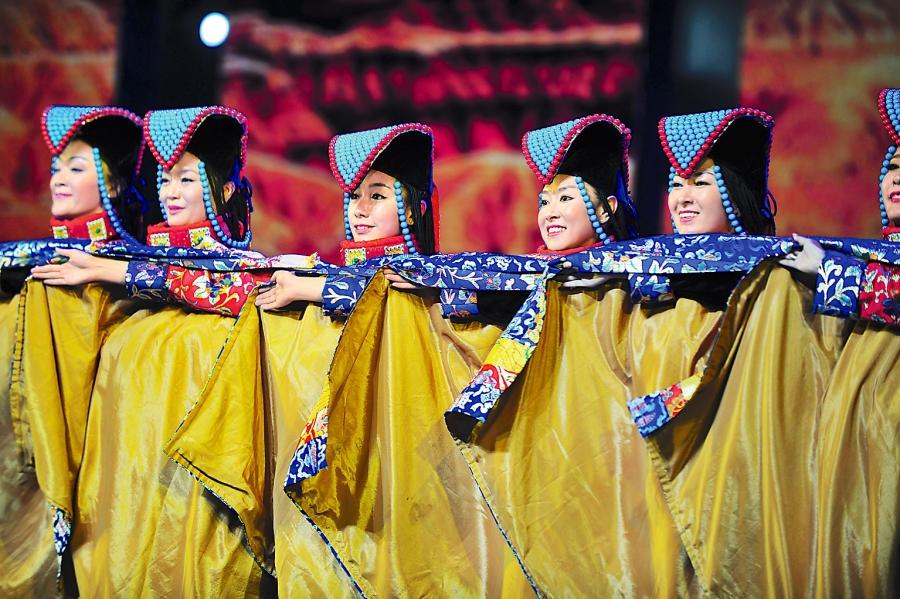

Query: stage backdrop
<box><xmin>1</xmin><ymin>0</ymin><xmax>898</xmax><ymax>254</ymax></box>
<box><xmin>220</xmin><ymin>1</ymin><xmax>644</xmax><ymax>260</ymax></box>
<box><xmin>739</xmin><ymin>0</ymin><xmax>900</xmax><ymax>240</ymax></box>
<box><xmin>0</xmin><ymin>0</ymin><xmax>119</xmax><ymax>242</ymax></box>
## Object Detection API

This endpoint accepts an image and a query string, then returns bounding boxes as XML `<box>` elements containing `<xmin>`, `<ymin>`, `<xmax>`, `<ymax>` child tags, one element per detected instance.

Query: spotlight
<box><xmin>199</xmin><ymin>12</ymin><xmax>229</xmax><ymax>48</ymax></box>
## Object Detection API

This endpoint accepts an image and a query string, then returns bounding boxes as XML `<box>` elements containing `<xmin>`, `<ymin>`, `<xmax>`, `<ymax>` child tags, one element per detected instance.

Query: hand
<box><xmin>557</xmin><ymin>273</ymin><xmax>611</xmax><ymax>290</ymax></box>
<box><xmin>255</xmin><ymin>271</ymin><xmax>325</xmax><ymax>310</ymax></box>
<box><xmin>778</xmin><ymin>233</ymin><xmax>824</xmax><ymax>276</ymax></box>
<box><xmin>383</xmin><ymin>267</ymin><xmax>422</xmax><ymax>291</ymax></box>
<box><xmin>31</xmin><ymin>248</ymin><xmax>126</xmax><ymax>286</ymax></box>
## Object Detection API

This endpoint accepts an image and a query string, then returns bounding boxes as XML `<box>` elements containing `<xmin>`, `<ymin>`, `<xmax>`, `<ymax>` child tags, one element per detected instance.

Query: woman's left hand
<box><xmin>31</xmin><ymin>248</ymin><xmax>127</xmax><ymax>286</ymax></box>
<box><xmin>383</xmin><ymin>267</ymin><xmax>422</xmax><ymax>290</ymax></box>
<box><xmin>779</xmin><ymin>233</ymin><xmax>824</xmax><ymax>276</ymax></box>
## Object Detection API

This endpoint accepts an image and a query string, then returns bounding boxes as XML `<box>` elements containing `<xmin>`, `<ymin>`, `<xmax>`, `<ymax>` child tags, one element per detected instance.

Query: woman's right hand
<box><xmin>255</xmin><ymin>270</ymin><xmax>325</xmax><ymax>310</ymax></box>
<box><xmin>778</xmin><ymin>233</ymin><xmax>824</xmax><ymax>275</ymax></box>
<box><xmin>31</xmin><ymin>249</ymin><xmax>127</xmax><ymax>286</ymax></box>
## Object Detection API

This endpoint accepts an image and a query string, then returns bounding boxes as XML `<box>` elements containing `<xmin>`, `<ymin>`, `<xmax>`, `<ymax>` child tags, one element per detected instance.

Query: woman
<box><xmin>255</xmin><ymin>123</ymin><xmax>437</xmax><ymax>313</ymax></box>
<box><xmin>1</xmin><ymin>104</ymin><xmax>144</xmax><ymax>596</ymax></box>
<box><xmin>783</xmin><ymin>87</ymin><xmax>900</xmax><ymax>325</ymax></box>
<box><xmin>24</xmin><ymin>107</ymin><xmax>267</xmax><ymax>596</ymax></box>
<box><xmin>166</xmin><ymin>124</ymin><xmax>452</xmax><ymax>596</ymax></box>
<box><xmin>633</xmin><ymin>100</ymin><xmax>898</xmax><ymax>596</ymax></box>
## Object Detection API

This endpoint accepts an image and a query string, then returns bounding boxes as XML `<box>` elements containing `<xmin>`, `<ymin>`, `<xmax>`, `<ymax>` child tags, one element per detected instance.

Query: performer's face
<box><xmin>348</xmin><ymin>169</ymin><xmax>402</xmax><ymax>242</ymax></box>
<box><xmin>538</xmin><ymin>174</ymin><xmax>614</xmax><ymax>251</ymax></box>
<box><xmin>160</xmin><ymin>152</ymin><xmax>211</xmax><ymax>227</ymax></box>
<box><xmin>49</xmin><ymin>139</ymin><xmax>103</xmax><ymax>219</ymax></box>
<box><xmin>668</xmin><ymin>158</ymin><xmax>732</xmax><ymax>234</ymax></box>
<box><xmin>881</xmin><ymin>147</ymin><xmax>900</xmax><ymax>226</ymax></box>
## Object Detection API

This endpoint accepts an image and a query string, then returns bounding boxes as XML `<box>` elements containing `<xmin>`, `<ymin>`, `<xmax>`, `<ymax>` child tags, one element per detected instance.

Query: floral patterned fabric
<box><xmin>627</xmin><ymin>273</ymin><xmax>674</xmax><ymax>304</ymax></box>
<box><xmin>445</xmin><ymin>271</ymin><xmax>551</xmax><ymax>441</ymax></box>
<box><xmin>813</xmin><ymin>252</ymin><xmax>863</xmax><ymax>318</ymax></box>
<box><xmin>859</xmin><ymin>261</ymin><xmax>900</xmax><ymax>324</ymax></box>
<box><xmin>321</xmin><ymin>274</ymin><xmax>367</xmax><ymax>317</ymax></box>
<box><xmin>166</xmin><ymin>266</ymin><xmax>272</xmax><ymax>316</ymax></box>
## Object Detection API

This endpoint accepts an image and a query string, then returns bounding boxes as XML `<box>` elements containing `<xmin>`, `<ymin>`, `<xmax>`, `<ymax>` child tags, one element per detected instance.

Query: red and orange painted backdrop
<box><xmin>740</xmin><ymin>0</ymin><xmax>900</xmax><ymax>239</ymax></box>
<box><xmin>0</xmin><ymin>0</ymin><xmax>119</xmax><ymax>242</ymax></box>
<box><xmin>2</xmin><ymin>0</ymin><xmax>898</xmax><ymax>253</ymax></box>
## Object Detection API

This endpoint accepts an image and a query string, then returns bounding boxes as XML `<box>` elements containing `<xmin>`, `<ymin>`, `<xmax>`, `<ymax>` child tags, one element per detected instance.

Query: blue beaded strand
<box><xmin>713</xmin><ymin>165</ymin><xmax>745</xmax><ymax>235</ymax></box>
<box><xmin>198</xmin><ymin>160</ymin><xmax>252</xmax><ymax>249</ymax></box>
<box><xmin>395</xmin><ymin>180</ymin><xmax>415</xmax><ymax>252</ymax></box>
<box><xmin>668</xmin><ymin>167</ymin><xmax>678</xmax><ymax>231</ymax></box>
<box><xmin>156</xmin><ymin>165</ymin><xmax>167</xmax><ymax>222</ymax></box>
<box><xmin>574</xmin><ymin>176</ymin><xmax>608</xmax><ymax>244</ymax></box>
<box><xmin>92</xmin><ymin>147</ymin><xmax>138</xmax><ymax>244</ymax></box>
<box><xmin>343</xmin><ymin>191</ymin><xmax>353</xmax><ymax>240</ymax></box>
<box><xmin>879</xmin><ymin>145</ymin><xmax>895</xmax><ymax>228</ymax></box>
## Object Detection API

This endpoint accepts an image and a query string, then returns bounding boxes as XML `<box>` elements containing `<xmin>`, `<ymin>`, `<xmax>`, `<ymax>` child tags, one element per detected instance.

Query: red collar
<box><xmin>146</xmin><ymin>217</ymin><xmax>231</xmax><ymax>248</ymax></box>
<box><xmin>883</xmin><ymin>226</ymin><xmax>900</xmax><ymax>243</ymax></box>
<box><xmin>533</xmin><ymin>240</ymin><xmax>606</xmax><ymax>257</ymax></box>
<box><xmin>339</xmin><ymin>234</ymin><xmax>419</xmax><ymax>266</ymax></box>
<box><xmin>50</xmin><ymin>211</ymin><xmax>118</xmax><ymax>242</ymax></box>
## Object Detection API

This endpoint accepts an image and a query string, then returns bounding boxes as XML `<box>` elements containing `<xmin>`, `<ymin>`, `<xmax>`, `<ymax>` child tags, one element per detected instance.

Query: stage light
<box><xmin>199</xmin><ymin>12</ymin><xmax>229</xmax><ymax>48</ymax></box>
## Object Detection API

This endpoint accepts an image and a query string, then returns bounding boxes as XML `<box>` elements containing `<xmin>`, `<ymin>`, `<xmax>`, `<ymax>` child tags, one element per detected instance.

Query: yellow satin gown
<box><xmin>293</xmin><ymin>273</ymin><xmax>537</xmax><ymax>597</ymax></box>
<box><xmin>646</xmin><ymin>264</ymin><xmax>898</xmax><ymax>597</ymax></box>
<box><xmin>164</xmin><ymin>297</ymin><xmax>359</xmax><ymax>597</ymax></box>
<box><xmin>457</xmin><ymin>278</ymin><xmax>724</xmax><ymax>597</ymax></box>
<box><xmin>1</xmin><ymin>286</ymin><xmax>56</xmax><ymax>596</ymax></box>
<box><xmin>19</xmin><ymin>280</ymin><xmax>264</xmax><ymax>596</ymax></box>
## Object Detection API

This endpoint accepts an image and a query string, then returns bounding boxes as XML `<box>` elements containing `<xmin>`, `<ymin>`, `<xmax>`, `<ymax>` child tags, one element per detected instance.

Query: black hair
<box><xmin>397</xmin><ymin>178</ymin><xmax>436</xmax><ymax>255</ymax></box>
<box><xmin>72</xmin><ymin>119</ymin><xmax>145</xmax><ymax>239</ymax></box>
<box><xmin>707</xmin><ymin>118</ymin><xmax>776</xmax><ymax>235</ymax></box>
<box><xmin>184</xmin><ymin>116</ymin><xmax>250</xmax><ymax>239</ymax></box>
<box><xmin>369</xmin><ymin>130</ymin><xmax>436</xmax><ymax>254</ymax></box>
<box><xmin>557</xmin><ymin>121</ymin><xmax>638</xmax><ymax>242</ymax></box>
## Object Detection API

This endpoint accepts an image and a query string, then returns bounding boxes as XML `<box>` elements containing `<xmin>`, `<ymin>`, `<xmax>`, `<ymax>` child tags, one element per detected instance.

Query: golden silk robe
<box><xmin>646</xmin><ymin>264</ymin><xmax>898</xmax><ymax>597</ymax></box>
<box><xmin>1</xmin><ymin>287</ymin><xmax>56</xmax><ymax>596</ymax></box>
<box><xmin>164</xmin><ymin>299</ymin><xmax>358</xmax><ymax>597</ymax></box>
<box><xmin>18</xmin><ymin>280</ymin><xmax>264</xmax><ymax>596</ymax></box>
<box><xmin>456</xmin><ymin>278</ymin><xmax>723</xmax><ymax>597</ymax></box>
<box><xmin>291</xmin><ymin>273</ymin><xmax>536</xmax><ymax>597</ymax></box>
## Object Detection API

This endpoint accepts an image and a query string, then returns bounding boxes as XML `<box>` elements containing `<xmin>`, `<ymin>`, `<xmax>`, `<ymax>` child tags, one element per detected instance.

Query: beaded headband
<box><xmin>523</xmin><ymin>114</ymin><xmax>636</xmax><ymax>244</ymax></box>
<box><xmin>329</xmin><ymin>123</ymin><xmax>434</xmax><ymax>192</ymax></box>
<box><xmin>659</xmin><ymin>107</ymin><xmax>774</xmax><ymax>178</ymax></box>
<box><xmin>877</xmin><ymin>88</ymin><xmax>900</xmax><ymax>227</ymax></box>
<box><xmin>329</xmin><ymin>124</ymin><xmax>436</xmax><ymax>252</ymax></box>
<box><xmin>144</xmin><ymin>106</ymin><xmax>252</xmax><ymax>249</ymax></box>
<box><xmin>42</xmin><ymin>105</ymin><xmax>145</xmax><ymax>242</ymax></box>
<box><xmin>144</xmin><ymin>106</ymin><xmax>248</xmax><ymax>170</ymax></box>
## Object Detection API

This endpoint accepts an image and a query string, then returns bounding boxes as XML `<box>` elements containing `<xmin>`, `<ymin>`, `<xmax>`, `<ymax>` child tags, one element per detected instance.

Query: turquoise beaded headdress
<box><xmin>659</xmin><ymin>107</ymin><xmax>775</xmax><ymax>235</ymax></box>
<box><xmin>42</xmin><ymin>105</ymin><xmax>145</xmax><ymax>243</ymax></box>
<box><xmin>329</xmin><ymin>123</ymin><xmax>436</xmax><ymax>253</ymax></box>
<box><xmin>877</xmin><ymin>88</ymin><xmax>900</xmax><ymax>228</ymax></box>
<box><xmin>523</xmin><ymin>114</ymin><xmax>637</xmax><ymax>244</ymax></box>
<box><xmin>144</xmin><ymin>106</ymin><xmax>252</xmax><ymax>249</ymax></box>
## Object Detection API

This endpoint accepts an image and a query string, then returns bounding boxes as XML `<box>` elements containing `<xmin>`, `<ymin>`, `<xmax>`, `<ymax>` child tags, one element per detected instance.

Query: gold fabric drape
<box><xmin>19</xmin><ymin>280</ymin><xmax>265</xmax><ymax>596</ymax></box>
<box><xmin>295</xmin><ymin>273</ymin><xmax>536</xmax><ymax>597</ymax></box>
<box><xmin>165</xmin><ymin>298</ymin><xmax>358</xmax><ymax>597</ymax></box>
<box><xmin>647</xmin><ymin>265</ymin><xmax>898</xmax><ymax>597</ymax></box>
<box><xmin>460</xmin><ymin>279</ymin><xmax>722</xmax><ymax>597</ymax></box>
<box><xmin>0</xmin><ymin>289</ymin><xmax>55</xmax><ymax>596</ymax></box>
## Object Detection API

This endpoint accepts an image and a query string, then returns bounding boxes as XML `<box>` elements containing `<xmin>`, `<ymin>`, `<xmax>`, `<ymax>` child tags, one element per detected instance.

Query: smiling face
<box><xmin>881</xmin><ymin>147</ymin><xmax>900</xmax><ymax>226</ymax></box>
<box><xmin>49</xmin><ymin>139</ymin><xmax>104</xmax><ymax>219</ymax></box>
<box><xmin>160</xmin><ymin>152</ymin><xmax>210</xmax><ymax>227</ymax></box>
<box><xmin>667</xmin><ymin>158</ymin><xmax>732</xmax><ymax>234</ymax></box>
<box><xmin>538</xmin><ymin>174</ymin><xmax>615</xmax><ymax>251</ymax></box>
<box><xmin>347</xmin><ymin>169</ymin><xmax>403</xmax><ymax>242</ymax></box>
